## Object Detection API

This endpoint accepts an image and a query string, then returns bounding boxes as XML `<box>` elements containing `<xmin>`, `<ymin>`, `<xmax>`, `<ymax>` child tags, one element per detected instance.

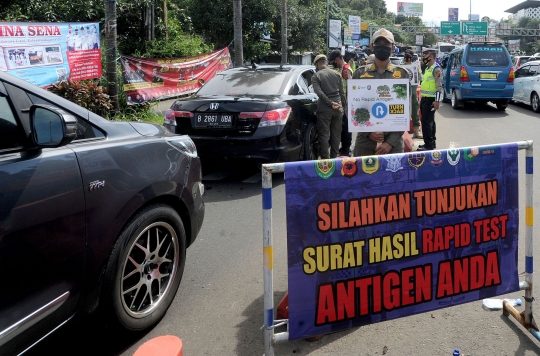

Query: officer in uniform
<box><xmin>328</xmin><ymin>49</ymin><xmax>353</xmax><ymax>156</ymax></box>
<box><xmin>404</xmin><ymin>49</ymin><xmax>422</xmax><ymax>138</ymax></box>
<box><xmin>352</xmin><ymin>28</ymin><xmax>409</xmax><ymax>156</ymax></box>
<box><xmin>417</xmin><ymin>48</ymin><xmax>444</xmax><ymax>151</ymax></box>
<box><xmin>311</xmin><ymin>54</ymin><xmax>347</xmax><ymax>159</ymax></box>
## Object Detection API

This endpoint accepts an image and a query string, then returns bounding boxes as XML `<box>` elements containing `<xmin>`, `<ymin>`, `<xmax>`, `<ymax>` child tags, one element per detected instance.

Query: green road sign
<box><xmin>441</xmin><ymin>21</ymin><xmax>461</xmax><ymax>35</ymax></box>
<box><xmin>461</xmin><ymin>21</ymin><xmax>488</xmax><ymax>35</ymax></box>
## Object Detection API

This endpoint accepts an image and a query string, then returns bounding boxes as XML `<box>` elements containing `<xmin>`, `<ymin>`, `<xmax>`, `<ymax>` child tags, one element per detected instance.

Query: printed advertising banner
<box><xmin>284</xmin><ymin>143</ymin><xmax>520</xmax><ymax>340</ymax></box>
<box><xmin>397</xmin><ymin>2</ymin><xmax>424</xmax><ymax>17</ymax></box>
<box><xmin>508</xmin><ymin>39</ymin><xmax>520</xmax><ymax>53</ymax></box>
<box><xmin>448</xmin><ymin>8</ymin><xmax>459</xmax><ymax>21</ymax></box>
<box><xmin>120</xmin><ymin>48</ymin><xmax>232</xmax><ymax>104</ymax></box>
<box><xmin>329</xmin><ymin>20</ymin><xmax>342</xmax><ymax>48</ymax></box>
<box><xmin>349</xmin><ymin>16</ymin><xmax>361</xmax><ymax>42</ymax></box>
<box><xmin>0</xmin><ymin>22</ymin><xmax>102</xmax><ymax>87</ymax></box>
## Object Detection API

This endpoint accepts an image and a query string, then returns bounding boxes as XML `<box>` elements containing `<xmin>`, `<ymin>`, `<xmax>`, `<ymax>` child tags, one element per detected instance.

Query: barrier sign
<box><xmin>284</xmin><ymin>144</ymin><xmax>520</xmax><ymax>340</ymax></box>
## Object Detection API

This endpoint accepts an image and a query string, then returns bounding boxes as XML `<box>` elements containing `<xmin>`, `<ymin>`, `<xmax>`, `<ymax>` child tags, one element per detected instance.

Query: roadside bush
<box><xmin>47</xmin><ymin>79</ymin><xmax>112</xmax><ymax>117</ymax></box>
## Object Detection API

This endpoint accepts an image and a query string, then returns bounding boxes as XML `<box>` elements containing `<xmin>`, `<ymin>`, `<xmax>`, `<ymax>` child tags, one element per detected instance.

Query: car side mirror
<box><xmin>30</xmin><ymin>104</ymin><xmax>77</xmax><ymax>147</ymax></box>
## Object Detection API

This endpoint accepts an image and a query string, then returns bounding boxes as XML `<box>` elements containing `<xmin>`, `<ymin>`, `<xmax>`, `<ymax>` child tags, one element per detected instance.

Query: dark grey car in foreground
<box><xmin>0</xmin><ymin>72</ymin><xmax>205</xmax><ymax>355</ymax></box>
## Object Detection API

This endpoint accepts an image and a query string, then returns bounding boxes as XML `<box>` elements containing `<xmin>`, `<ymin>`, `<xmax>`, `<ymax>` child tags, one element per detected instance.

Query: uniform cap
<box><xmin>371</xmin><ymin>28</ymin><xmax>394</xmax><ymax>44</ymax></box>
<box><xmin>313</xmin><ymin>54</ymin><xmax>327</xmax><ymax>64</ymax></box>
<box><xmin>422</xmin><ymin>48</ymin><xmax>437</xmax><ymax>55</ymax></box>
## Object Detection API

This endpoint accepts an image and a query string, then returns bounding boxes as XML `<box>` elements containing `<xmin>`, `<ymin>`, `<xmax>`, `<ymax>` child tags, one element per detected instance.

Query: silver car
<box><xmin>512</xmin><ymin>60</ymin><xmax>540</xmax><ymax>112</ymax></box>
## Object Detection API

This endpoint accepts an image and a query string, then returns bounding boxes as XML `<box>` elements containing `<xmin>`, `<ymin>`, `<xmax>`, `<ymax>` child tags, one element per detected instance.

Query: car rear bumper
<box><xmin>193</xmin><ymin>136</ymin><xmax>302</xmax><ymax>162</ymax></box>
<box><xmin>457</xmin><ymin>84</ymin><xmax>514</xmax><ymax>100</ymax></box>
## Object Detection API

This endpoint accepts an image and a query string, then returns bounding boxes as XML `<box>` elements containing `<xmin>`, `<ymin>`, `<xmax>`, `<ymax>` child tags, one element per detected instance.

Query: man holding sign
<box><xmin>352</xmin><ymin>28</ymin><xmax>409</xmax><ymax>156</ymax></box>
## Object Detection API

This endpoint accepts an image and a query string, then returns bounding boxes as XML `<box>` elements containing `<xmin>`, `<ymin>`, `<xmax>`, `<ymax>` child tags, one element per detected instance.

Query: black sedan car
<box><xmin>163</xmin><ymin>64</ymin><xmax>320</xmax><ymax>162</ymax></box>
<box><xmin>0</xmin><ymin>71</ymin><xmax>205</xmax><ymax>355</ymax></box>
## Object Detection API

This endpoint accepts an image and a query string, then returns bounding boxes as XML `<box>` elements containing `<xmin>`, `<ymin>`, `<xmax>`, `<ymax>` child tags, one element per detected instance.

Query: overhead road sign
<box><xmin>441</xmin><ymin>21</ymin><xmax>460</xmax><ymax>35</ymax></box>
<box><xmin>462</xmin><ymin>21</ymin><xmax>488</xmax><ymax>36</ymax></box>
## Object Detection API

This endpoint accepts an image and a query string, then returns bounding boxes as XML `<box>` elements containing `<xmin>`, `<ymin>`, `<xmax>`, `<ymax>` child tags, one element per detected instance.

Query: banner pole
<box><xmin>524</xmin><ymin>144</ymin><xmax>534</xmax><ymax>326</ymax></box>
<box><xmin>262</xmin><ymin>164</ymin><xmax>274</xmax><ymax>356</ymax></box>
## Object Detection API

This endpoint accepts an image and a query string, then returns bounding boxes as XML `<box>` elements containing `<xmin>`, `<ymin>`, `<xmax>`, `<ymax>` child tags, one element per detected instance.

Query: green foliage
<box><xmin>284</xmin><ymin>0</ymin><xmax>326</xmax><ymax>53</ymax></box>
<box><xmin>111</xmin><ymin>104</ymin><xmax>164</xmax><ymax>124</ymax></box>
<box><xmin>0</xmin><ymin>0</ymin><xmax>103</xmax><ymax>22</ymax></box>
<box><xmin>47</xmin><ymin>79</ymin><xmax>113</xmax><ymax>117</ymax></box>
<box><xmin>139</xmin><ymin>34</ymin><xmax>213</xmax><ymax>58</ymax></box>
<box><xmin>188</xmin><ymin>0</ymin><xmax>277</xmax><ymax>61</ymax></box>
<box><xmin>392</xmin><ymin>84</ymin><xmax>407</xmax><ymax>99</ymax></box>
<box><xmin>354</xmin><ymin>108</ymin><xmax>370</xmax><ymax>123</ymax></box>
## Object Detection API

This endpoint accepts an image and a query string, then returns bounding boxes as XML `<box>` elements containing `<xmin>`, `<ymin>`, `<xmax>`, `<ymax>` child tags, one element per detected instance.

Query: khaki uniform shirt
<box><xmin>352</xmin><ymin>62</ymin><xmax>410</xmax><ymax>149</ymax></box>
<box><xmin>312</xmin><ymin>67</ymin><xmax>347</xmax><ymax>113</ymax></box>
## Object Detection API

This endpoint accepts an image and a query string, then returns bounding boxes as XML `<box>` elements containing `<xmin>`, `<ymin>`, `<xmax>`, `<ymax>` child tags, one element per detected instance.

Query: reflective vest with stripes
<box><xmin>337</xmin><ymin>62</ymin><xmax>351</xmax><ymax>94</ymax></box>
<box><xmin>420</xmin><ymin>64</ymin><xmax>438</xmax><ymax>97</ymax></box>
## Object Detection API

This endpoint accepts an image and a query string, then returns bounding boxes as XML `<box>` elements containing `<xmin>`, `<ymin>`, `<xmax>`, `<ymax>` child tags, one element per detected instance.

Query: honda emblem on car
<box><xmin>210</xmin><ymin>103</ymin><xmax>219</xmax><ymax>110</ymax></box>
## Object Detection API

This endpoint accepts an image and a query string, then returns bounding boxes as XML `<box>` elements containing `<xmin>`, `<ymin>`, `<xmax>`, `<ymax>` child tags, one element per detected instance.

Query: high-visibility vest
<box><xmin>420</xmin><ymin>64</ymin><xmax>438</xmax><ymax>97</ymax></box>
<box><xmin>337</xmin><ymin>62</ymin><xmax>351</xmax><ymax>94</ymax></box>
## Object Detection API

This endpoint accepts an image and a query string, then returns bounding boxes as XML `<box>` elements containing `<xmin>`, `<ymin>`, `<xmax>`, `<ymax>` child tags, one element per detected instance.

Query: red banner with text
<box><xmin>120</xmin><ymin>48</ymin><xmax>232</xmax><ymax>104</ymax></box>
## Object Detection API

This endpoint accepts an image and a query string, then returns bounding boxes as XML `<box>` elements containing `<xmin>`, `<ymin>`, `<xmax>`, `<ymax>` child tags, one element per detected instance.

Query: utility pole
<box><xmin>104</xmin><ymin>0</ymin><xmax>119</xmax><ymax>112</ymax></box>
<box><xmin>233</xmin><ymin>0</ymin><xmax>243</xmax><ymax>67</ymax></box>
<box><xmin>281</xmin><ymin>0</ymin><xmax>287</xmax><ymax>64</ymax></box>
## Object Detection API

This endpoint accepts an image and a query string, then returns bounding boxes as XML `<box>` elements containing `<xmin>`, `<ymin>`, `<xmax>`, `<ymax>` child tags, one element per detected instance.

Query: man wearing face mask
<box><xmin>417</xmin><ymin>48</ymin><xmax>443</xmax><ymax>151</ymax></box>
<box><xmin>312</xmin><ymin>54</ymin><xmax>347</xmax><ymax>159</ymax></box>
<box><xmin>352</xmin><ymin>28</ymin><xmax>409</xmax><ymax>157</ymax></box>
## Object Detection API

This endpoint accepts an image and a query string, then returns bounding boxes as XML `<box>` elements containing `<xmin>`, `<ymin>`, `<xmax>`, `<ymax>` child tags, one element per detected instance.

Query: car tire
<box><xmin>531</xmin><ymin>93</ymin><xmax>540</xmax><ymax>113</ymax></box>
<box><xmin>451</xmin><ymin>90</ymin><xmax>462</xmax><ymax>110</ymax></box>
<box><xmin>496</xmin><ymin>101</ymin><xmax>508</xmax><ymax>111</ymax></box>
<box><xmin>102</xmin><ymin>204</ymin><xmax>186</xmax><ymax>331</ymax></box>
<box><xmin>304</xmin><ymin>122</ymin><xmax>319</xmax><ymax>160</ymax></box>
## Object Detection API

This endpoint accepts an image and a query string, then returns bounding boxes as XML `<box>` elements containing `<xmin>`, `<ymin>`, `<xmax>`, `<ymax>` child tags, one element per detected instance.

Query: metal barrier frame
<box><xmin>262</xmin><ymin>141</ymin><xmax>535</xmax><ymax>356</ymax></box>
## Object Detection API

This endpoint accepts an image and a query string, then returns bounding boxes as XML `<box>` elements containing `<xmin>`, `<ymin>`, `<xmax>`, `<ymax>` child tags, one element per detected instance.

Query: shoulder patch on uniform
<box><xmin>393</xmin><ymin>70</ymin><xmax>402</xmax><ymax>78</ymax></box>
<box><xmin>360</xmin><ymin>72</ymin><xmax>374</xmax><ymax>78</ymax></box>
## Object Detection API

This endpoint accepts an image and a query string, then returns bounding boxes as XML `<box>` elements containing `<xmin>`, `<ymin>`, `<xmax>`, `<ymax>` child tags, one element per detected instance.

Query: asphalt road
<box><xmin>27</xmin><ymin>101</ymin><xmax>540</xmax><ymax>356</ymax></box>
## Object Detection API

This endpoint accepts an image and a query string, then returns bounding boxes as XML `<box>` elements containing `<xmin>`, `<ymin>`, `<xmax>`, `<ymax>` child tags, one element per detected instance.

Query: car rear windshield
<box><xmin>466</xmin><ymin>45</ymin><xmax>509</xmax><ymax>67</ymax></box>
<box><xmin>197</xmin><ymin>69</ymin><xmax>290</xmax><ymax>96</ymax></box>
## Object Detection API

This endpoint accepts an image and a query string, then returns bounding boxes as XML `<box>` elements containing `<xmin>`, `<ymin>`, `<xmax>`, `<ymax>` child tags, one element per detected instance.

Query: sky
<box><xmin>385</xmin><ymin>0</ymin><xmax>520</xmax><ymax>25</ymax></box>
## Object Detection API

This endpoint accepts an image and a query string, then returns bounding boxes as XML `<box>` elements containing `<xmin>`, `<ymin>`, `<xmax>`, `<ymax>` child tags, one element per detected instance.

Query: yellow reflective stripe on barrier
<box><xmin>526</xmin><ymin>206</ymin><xmax>534</xmax><ymax>226</ymax></box>
<box><xmin>264</xmin><ymin>246</ymin><xmax>273</xmax><ymax>270</ymax></box>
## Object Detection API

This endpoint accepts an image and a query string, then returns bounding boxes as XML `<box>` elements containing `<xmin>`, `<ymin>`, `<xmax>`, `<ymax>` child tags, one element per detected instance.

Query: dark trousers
<box><xmin>340</xmin><ymin>113</ymin><xmax>352</xmax><ymax>153</ymax></box>
<box><xmin>420</xmin><ymin>97</ymin><xmax>436</xmax><ymax>148</ymax></box>
<box><xmin>317</xmin><ymin>110</ymin><xmax>342</xmax><ymax>159</ymax></box>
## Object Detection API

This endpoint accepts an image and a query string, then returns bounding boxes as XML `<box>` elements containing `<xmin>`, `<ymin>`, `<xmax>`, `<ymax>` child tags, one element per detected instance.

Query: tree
<box><xmin>187</xmin><ymin>0</ymin><xmax>277</xmax><ymax>62</ymax></box>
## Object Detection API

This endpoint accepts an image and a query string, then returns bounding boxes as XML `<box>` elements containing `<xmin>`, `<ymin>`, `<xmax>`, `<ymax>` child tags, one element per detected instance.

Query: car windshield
<box><xmin>466</xmin><ymin>45</ymin><xmax>509</xmax><ymax>67</ymax></box>
<box><xmin>197</xmin><ymin>69</ymin><xmax>290</xmax><ymax>96</ymax></box>
<box><xmin>519</xmin><ymin>57</ymin><xmax>532</xmax><ymax>65</ymax></box>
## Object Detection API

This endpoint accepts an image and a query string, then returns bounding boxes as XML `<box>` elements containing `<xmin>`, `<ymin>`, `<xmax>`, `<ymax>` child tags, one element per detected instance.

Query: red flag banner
<box><xmin>120</xmin><ymin>47</ymin><xmax>232</xmax><ymax>104</ymax></box>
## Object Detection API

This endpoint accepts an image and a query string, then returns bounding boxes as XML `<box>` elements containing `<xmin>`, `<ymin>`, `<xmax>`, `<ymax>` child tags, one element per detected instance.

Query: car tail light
<box><xmin>164</xmin><ymin>109</ymin><xmax>193</xmax><ymax>126</ymax></box>
<box><xmin>460</xmin><ymin>66</ymin><xmax>470</xmax><ymax>82</ymax></box>
<box><xmin>238</xmin><ymin>112</ymin><xmax>264</xmax><ymax>119</ymax></box>
<box><xmin>258</xmin><ymin>107</ymin><xmax>291</xmax><ymax>127</ymax></box>
<box><xmin>507</xmin><ymin>67</ymin><xmax>515</xmax><ymax>83</ymax></box>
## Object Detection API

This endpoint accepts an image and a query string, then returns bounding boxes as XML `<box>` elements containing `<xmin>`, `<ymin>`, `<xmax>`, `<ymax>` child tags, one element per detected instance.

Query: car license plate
<box><xmin>194</xmin><ymin>113</ymin><xmax>233</xmax><ymax>127</ymax></box>
<box><xmin>479</xmin><ymin>73</ymin><xmax>497</xmax><ymax>79</ymax></box>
